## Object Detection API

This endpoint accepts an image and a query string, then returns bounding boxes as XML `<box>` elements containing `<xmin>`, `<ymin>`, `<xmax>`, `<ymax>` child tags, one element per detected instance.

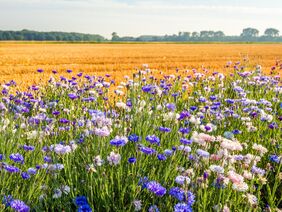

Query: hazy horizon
<box><xmin>1</xmin><ymin>0</ymin><xmax>282</xmax><ymax>39</ymax></box>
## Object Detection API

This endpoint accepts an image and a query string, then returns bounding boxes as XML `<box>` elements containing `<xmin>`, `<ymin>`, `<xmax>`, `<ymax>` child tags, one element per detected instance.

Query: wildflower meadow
<box><xmin>0</xmin><ymin>62</ymin><xmax>281</xmax><ymax>211</ymax></box>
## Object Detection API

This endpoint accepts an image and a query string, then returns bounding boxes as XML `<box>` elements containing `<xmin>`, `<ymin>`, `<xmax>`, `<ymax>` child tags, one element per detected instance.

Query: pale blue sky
<box><xmin>0</xmin><ymin>0</ymin><xmax>282</xmax><ymax>38</ymax></box>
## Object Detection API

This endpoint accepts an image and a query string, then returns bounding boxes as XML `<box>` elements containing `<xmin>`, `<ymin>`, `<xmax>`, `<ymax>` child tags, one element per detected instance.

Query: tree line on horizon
<box><xmin>0</xmin><ymin>28</ymin><xmax>281</xmax><ymax>42</ymax></box>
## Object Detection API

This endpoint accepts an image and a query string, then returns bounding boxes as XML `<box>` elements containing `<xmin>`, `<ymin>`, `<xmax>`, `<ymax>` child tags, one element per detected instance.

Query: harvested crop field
<box><xmin>0</xmin><ymin>43</ymin><xmax>281</xmax><ymax>86</ymax></box>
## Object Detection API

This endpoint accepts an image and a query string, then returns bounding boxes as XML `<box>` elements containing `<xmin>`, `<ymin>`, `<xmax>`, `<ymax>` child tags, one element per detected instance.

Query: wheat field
<box><xmin>0</xmin><ymin>43</ymin><xmax>281</xmax><ymax>86</ymax></box>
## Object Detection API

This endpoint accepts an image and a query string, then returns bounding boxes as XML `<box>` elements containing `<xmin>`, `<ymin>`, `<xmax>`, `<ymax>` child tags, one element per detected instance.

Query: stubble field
<box><xmin>0</xmin><ymin>43</ymin><xmax>281</xmax><ymax>85</ymax></box>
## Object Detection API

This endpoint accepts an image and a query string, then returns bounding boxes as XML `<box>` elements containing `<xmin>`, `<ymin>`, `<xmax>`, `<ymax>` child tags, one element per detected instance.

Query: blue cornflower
<box><xmin>78</xmin><ymin>204</ymin><xmax>92</xmax><ymax>212</ymax></box>
<box><xmin>5</xmin><ymin>165</ymin><xmax>20</xmax><ymax>173</ymax></box>
<box><xmin>44</xmin><ymin>156</ymin><xmax>52</xmax><ymax>163</ymax></box>
<box><xmin>146</xmin><ymin>181</ymin><xmax>166</xmax><ymax>197</ymax></box>
<box><xmin>148</xmin><ymin>205</ymin><xmax>160</xmax><ymax>212</ymax></box>
<box><xmin>75</xmin><ymin>196</ymin><xmax>88</xmax><ymax>206</ymax></box>
<box><xmin>232</xmin><ymin>129</ymin><xmax>241</xmax><ymax>134</ymax></box>
<box><xmin>23</xmin><ymin>145</ymin><xmax>35</xmax><ymax>151</ymax></box>
<box><xmin>169</xmin><ymin>187</ymin><xmax>185</xmax><ymax>201</ymax></box>
<box><xmin>166</xmin><ymin>103</ymin><xmax>176</xmax><ymax>111</ymax></box>
<box><xmin>0</xmin><ymin>154</ymin><xmax>4</xmax><ymax>160</ymax></box>
<box><xmin>68</xmin><ymin>93</ymin><xmax>78</xmax><ymax>100</ymax></box>
<box><xmin>190</xmin><ymin>106</ymin><xmax>197</xmax><ymax>111</ymax></box>
<box><xmin>164</xmin><ymin>149</ymin><xmax>173</xmax><ymax>156</ymax></box>
<box><xmin>178</xmin><ymin>128</ymin><xmax>190</xmax><ymax>135</ymax></box>
<box><xmin>27</xmin><ymin>168</ymin><xmax>37</xmax><ymax>175</ymax></box>
<box><xmin>110</xmin><ymin>136</ymin><xmax>128</xmax><ymax>147</ymax></box>
<box><xmin>140</xmin><ymin>146</ymin><xmax>156</xmax><ymax>155</ymax></box>
<box><xmin>174</xmin><ymin>203</ymin><xmax>192</xmax><ymax>212</ymax></box>
<box><xmin>128</xmin><ymin>134</ymin><xmax>140</xmax><ymax>142</ymax></box>
<box><xmin>269</xmin><ymin>155</ymin><xmax>280</xmax><ymax>163</ymax></box>
<box><xmin>9</xmin><ymin>153</ymin><xmax>24</xmax><ymax>164</ymax></box>
<box><xmin>159</xmin><ymin>126</ymin><xmax>171</xmax><ymax>132</ymax></box>
<box><xmin>2</xmin><ymin>195</ymin><xmax>13</xmax><ymax>207</ymax></box>
<box><xmin>10</xmin><ymin>200</ymin><xmax>30</xmax><ymax>212</ymax></box>
<box><xmin>186</xmin><ymin>191</ymin><xmax>195</xmax><ymax>206</ymax></box>
<box><xmin>142</xmin><ymin>85</ymin><xmax>153</xmax><ymax>92</ymax></box>
<box><xmin>21</xmin><ymin>172</ymin><xmax>30</xmax><ymax>180</ymax></box>
<box><xmin>157</xmin><ymin>154</ymin><xmax>166</xmax><ymax>161</ymax></box>
<box><xmin>180</xmin><ymin>138</ymin><xmax>192</xmax><ymax>145</ymax></box>
<box><xmin>196</xmin><ymin>149</ymin><xmax>210</xmax><ymax>158</ymax></box>
<box><xmin>178</xmin><ymin>111</ymin><xmax>190</xmax><ymax>120</ymax></box>
<box><xmin>128</xmin><ymin>157</ymin><xmax>137</xmax><ymax>164</ymax></box>
<box><xmin>146</xmin><ymin>135</ymin><xmax>160</xmax><ymax>145</ymax></box>
<box><xmin>138</xmin><ymin>176</ymin><xmax>149</xmax><ymax>189</ymax></box>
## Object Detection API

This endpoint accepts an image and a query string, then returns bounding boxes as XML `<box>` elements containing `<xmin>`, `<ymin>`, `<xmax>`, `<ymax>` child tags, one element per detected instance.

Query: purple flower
<box><xmin>164</xmin><ymin>149</ymin><xmax>173</xmax><ymax>156</ymax></box>
<box><xmin>169</xmin><ymin>187</ymin><xmax>185</xmax><ymax>201</ymax></box>
<box><xmin>52</xmin><ymin>111</ymin><xmax>60</xmax><ymax>116</ymax></box>
<box><xmin>68</xmin><ymin>93</ymin><xmax>79</xmax><ymax>100</ymax></box>
<box><xmin>178</xmin><ymin>111</ymin><xmax>190</xmax><ymax>120</ymax></box>
<box><xmin>128</xmin><ymin>134</ymin><xmax>139</xmax><ymax>142</ymax></box>
<box><xmin>159</xmin><ymin>126</ymin><xmax>171</xmax><ymax>132</ymax></box>
<box><xmin>5</xmin><ymin>165</ymin><xmax>20</xmax><ymax>173</ymax></box>
<box><xmin>179</xmin><ymin>128</ymin><xmax>190</xmax><ymax>134</ymax></box>
<box><xmin>128</xmin><ymin>157</ymin><xmax>137</xmax><ymax>164</ymax></box>
<box><xmin>180</xmin><ymin>138</ymin><xmax>192</xmax><ymax>145</ymax></box>
<box><xmin>10</xmin><ymin>153</ymin><xmax>24</xmax><ymax>164</ymax></box>
<box><xmin>166</xmin><ymin>103</ymin><xmax>176</xmax><ymax>111</ymax></box>
<box><xmin>196</xmin><ymin>149</ymin><xmax>210</xmax><ymax>158</ymax></box>
<box><xmin>251</xmin><ymin>166</ymin><xmax>265</xmax><ymax>175</ymax></box>
<box><xmin>142</xmin><ymin>85</ymin><xmax>153</xmax><ymax>92</ymax></box>
<box><xmin>66</xmin><ymin>69</ymin><xmax>72</xmax><ymax>73</ymax></box>
<box><xmin>186</xmin><ymin>191</ymin><xmax>195</xmax><ymax>206</ymax></box>
<box><xmin>75</xmin><ymin>196</ymin><xmax>88</xmax><ymax>206</ymax></box>
<box><xmin>110</xmin><ymin>136</ymin><xmax>128</xmax><ymax>147</ymax></box>
<box><xmin>10</xmin><ymin>200</ymin><xmax>30</xmax><ymax>212</ymax></box>
<box><xmin>146</xmin><ymin>181</ymin><xmax>166</xmax><ymax>197</ymax></box>
<box><xmin>60</xmin><ymin>118</ymin><xmax>70</xmax><ymax>124</ymax></box>
<box><xmin>23</xmin><ymin>145</ymin><xmax>35</xmax><ymax>151</ymax></box>
<box><xmin>140</xmin><ymin>146</ymin><xmax>156</xmax><ymax>155</ymax></box>
<box><xmin>157</xmin><ymin>154</ymin><xmax>166</xmax><ymax>161</ymax></box>
<box><xmin>37</xmin><ymin>69</ymin><xmax>43</xmax><ymax>73</ymax></box>
<box><xmin>269</xmin><ymin>155</ymin><xmax>280</xmax><ymax>163</ymax></box>
<box><xmin>2</xmin><ymin>195</ymin><xmax>13</xmax><ymax>207</ymax></box>
<box><xmin>146</xmin><ymin>135</ymin><xmax>160</xmax><ymax>145</ymax></box>
<box><xmin>190</xmin><ymin>106</ymin><xmax>197</xmax><ymax>111</ymax></box>
<box><xmin>148</xmin><ymin>205</ymin><xmax>159</xmax><ymax>212</ymax></box>
<box><xmin>27</xmin><ymin>168</ymin><xmax>37</xmax><ymax>175</ymax></box>
<box><xmin>174</xmin><ymin>203</ymin><xmax>192</xmax><ymax>212</ymax></box>
<box><xmin>21</xmin><ymin>172</ymin><xmax>30</xmax><ymax>179</ymax></box>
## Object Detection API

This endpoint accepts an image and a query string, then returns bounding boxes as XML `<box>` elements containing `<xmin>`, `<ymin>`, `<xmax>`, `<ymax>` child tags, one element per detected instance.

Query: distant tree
<box><xmin>241</xmin><ymin>28</ymin><xmax>259</xmax><ymax>37</ymax></box>
<box><xmin>191</xmin><ymin>32</ymin><xmax>199</xmax><ymax>38</ymax></box>
<box><xmin>264</xmin><ymin>28</ymin><xmax>279</xmax><ymax>37</ymax></box>
<box><xmin>111</xmin><ymin>32</ymin><xmax>119</xmax><ymax>41</ymax></box>
<box><xmin>200</xmin><ymin>31</ymin><xmax>209</xmax><ymax>38</ymax></box>
<box><xmin>214</xmin><ymin>31</ymin><xmax>225</xmax><ymax>37</ymax></box>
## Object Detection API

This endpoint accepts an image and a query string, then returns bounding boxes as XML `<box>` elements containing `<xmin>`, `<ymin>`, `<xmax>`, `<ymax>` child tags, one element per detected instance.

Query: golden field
<box><xmin>0</xmin><ymin>43</ymin><xmax>281</xmax><ymax>86</ymax></box>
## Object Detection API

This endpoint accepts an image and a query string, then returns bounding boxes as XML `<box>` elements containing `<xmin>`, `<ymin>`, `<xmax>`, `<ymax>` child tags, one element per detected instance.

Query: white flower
<box><xmin>61</xmin><ymin>185</ymin><xmax>70</xmax><ymax>195</ymax></box>
<box><xmin>175</xmin><ymin>175</ymin><xmax>190</xmax><ymax>185</ymax></box>
<box><xmin>232</xmin><ymin>182</ymin><xmax>248</xmax><ymax>192</ymax></box>
<box><xmin>246</xmin><ymin>193</ymin><xmax>258</xmax><ymax>206</ymax></box>
<box><xmin>26</xmin><ymin>130</ymin><xmax>38</xmax><ymax>140</ymax></box>
<box><xmin>107</xmin><ymin>151</ymin><xmax>121</xmax><ymax>165</ymax></box>
<box><xmin>209</xmin><ymin>165</ymin><xmax>224</xmax><ymax>174</ymax></box>
<box><xmin>94</xmin><ymin>155</ymin><xmax>104</xmax><ymax>166</ymax></box>
<box><xmin>54</xmin><ymin>144</ymin><xmax>72</xmax><ymax>155</ymax></box>
<box><xmin>221</xmin><ymin>139</ymin><xmax>242</xmax><ymax>151</ymax></box>
<box><xmin>133</xmin><ymin>200</ymin><xmax>142</xmax><ymax>211</ymax></box>
<box><xmin>252</xmin><ymin>143</ymin><xmax>268</xmax><ymax>156</ymax></box>
<box><xmin>53</xmin><ymin>189</ymin><xmax>62</xmax><ymax>198</ymax></box>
